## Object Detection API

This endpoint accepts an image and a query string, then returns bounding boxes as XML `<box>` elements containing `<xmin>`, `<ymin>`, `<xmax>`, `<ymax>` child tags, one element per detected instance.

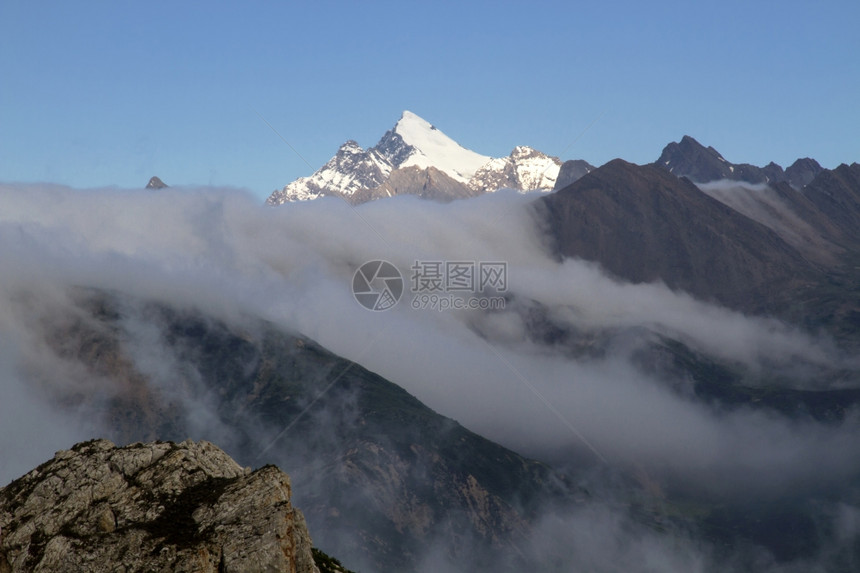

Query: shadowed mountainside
<box><xmin>15</xmin><ymin>288</ymin><xmax>581</xmax><ymax>573</ymax></box>
<box><xmin>540</xmin><ymin>159</ymin><xmax>822</xmax><ymax>315</ymax></box>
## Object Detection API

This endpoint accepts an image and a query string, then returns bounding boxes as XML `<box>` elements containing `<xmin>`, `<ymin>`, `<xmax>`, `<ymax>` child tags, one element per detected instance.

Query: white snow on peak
<box><xmin>467</xmin><ymin>146</ymin><xmax>561</xmax><ymax>194</ymax></box>
<box><xmin>265</xmin><ymin>111</ymin><xmax>569</xmax><ymax>206</ymax></box>
<box><xmin>265</xmin><ymin>141</ymin><xmax>392</xmax><ymax>205</ymax></box>
<box><xmin>509</xmin><ymin>147</ymin><xmax>561</xmax><ymax>191</ymax></box>
<box><xmin>393</xmin><ymin>111</ymin><xmax>490</xmax><ymax>183</ymax></box>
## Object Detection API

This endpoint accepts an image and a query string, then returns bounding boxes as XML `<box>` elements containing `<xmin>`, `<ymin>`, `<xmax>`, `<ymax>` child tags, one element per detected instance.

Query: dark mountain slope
<box><xmin>540</xmin><ymin>159</ymin><xmax>820</xmax><ymax>314</ymax></box>
<box><xmin>22</xmin><ymin>288</ymin><xmax>579</xmax><ymax>573</ymax></box>
<box><xmin>802</xmin><ymin>163</ymin><xmax>860</xmax><ymax>248</ymax></box>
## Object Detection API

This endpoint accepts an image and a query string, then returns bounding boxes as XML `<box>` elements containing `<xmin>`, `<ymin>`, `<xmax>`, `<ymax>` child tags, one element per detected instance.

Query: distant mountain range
<box><xmin>265</xmin><ymin>112</ymin><xmax>843</xmax><ymax>210</ymax></box>
<box><xmin>654</xmin><ymin>134</ymin><xmax>824</xmax><ymax>188</ymax></box>
<box><xmin>265</xmin><ymin>111</ymin><xmax>860</xmax><ymax>341</ymax></box>
<box><xmin>266</xmin><ymin>111</ymin><xmax>587</xmax><ymax>205</ymax></box>
<box><xmin>266</xmin><ymin>114</ymin><xmax>859</xmax><ymax>337</ymax></box>
<box><xmin>540</xmin><ymin>141</ymin><xmax>860</xmax><ymax>341</ymax></box>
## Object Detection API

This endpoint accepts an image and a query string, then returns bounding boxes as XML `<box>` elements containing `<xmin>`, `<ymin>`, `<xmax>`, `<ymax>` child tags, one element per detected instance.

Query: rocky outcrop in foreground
<box><xmin>0</xmin><ymin>439</ymin><xmax>319</xmax><ymax>573</ymax></box>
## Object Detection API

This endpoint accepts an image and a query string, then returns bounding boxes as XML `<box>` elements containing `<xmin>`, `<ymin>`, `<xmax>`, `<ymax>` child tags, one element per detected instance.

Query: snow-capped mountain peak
<box><xmin>390</xmin><ymin>111</ymin><xmax>490</xmax><ymax>183</ymax></box>
<box><xmin>468</xmin><ymin>145</ymin><xmax>562</xmax><ymax>194</ymax></box>
<box><xmin>266</xmin><ymin>112</ymin><xmax>587</xmax><ymax>206</ymax></box>
<box><xmin>265</xmin><ymin>140</ymin><xmax>392</xmax><ymax>204</ymax></box>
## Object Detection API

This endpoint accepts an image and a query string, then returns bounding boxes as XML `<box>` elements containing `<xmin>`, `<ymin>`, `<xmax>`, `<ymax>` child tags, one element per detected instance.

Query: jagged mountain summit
<box><xmin>468</xmin><ymin>145</ymin><xmax>567</xmax><ymax>194</ymax></box>
<box><xmin>654</xmin><ymin>135</ymin><xmax>824</xmax><ymax>188</ymax></box>
<box><xmin>650</xmin><ymin>136</ymin><xmax>859</xmax><ymax>267</ymax></box>
<box><xmin>380</xmin><ymin>110</ymin><xmax>490</xmax><ymax>182</ymax></box>
<box><xmin>266</xmin><ymin>111</ymin><xmax>575</xmax><ymax>205</ymax></box>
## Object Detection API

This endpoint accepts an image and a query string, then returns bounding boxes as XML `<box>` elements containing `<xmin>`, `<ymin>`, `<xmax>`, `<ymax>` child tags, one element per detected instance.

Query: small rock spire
<box><xmin>146</xmin><ymin>176</ymin><xmax>168</xmax><ymax>189</ymax></box>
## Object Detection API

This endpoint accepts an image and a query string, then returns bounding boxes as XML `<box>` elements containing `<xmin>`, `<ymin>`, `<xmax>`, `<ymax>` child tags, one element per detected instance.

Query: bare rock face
<box><xmin>351</xmin><ymin>165</ymin><xmax>479</xmax><ymax>203</ymax></box>
<box><xmin>0</xmin><ymin>439</ymin><xmax>319</xmax><ymax>573</ymax></box>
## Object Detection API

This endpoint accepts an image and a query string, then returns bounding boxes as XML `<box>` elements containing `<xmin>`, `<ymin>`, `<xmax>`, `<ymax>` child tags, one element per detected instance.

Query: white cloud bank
<box><xmin>1</xmin><ymin>182</ymin><xmax>858</xmax><ymax>571</ymax></box>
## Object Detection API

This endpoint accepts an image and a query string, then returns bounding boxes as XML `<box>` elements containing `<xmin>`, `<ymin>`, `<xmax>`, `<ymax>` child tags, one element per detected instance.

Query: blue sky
<box><xmin>1</xmin><ymin>0</ymin><xmax>858</xmax><ymax>200</ymax></box>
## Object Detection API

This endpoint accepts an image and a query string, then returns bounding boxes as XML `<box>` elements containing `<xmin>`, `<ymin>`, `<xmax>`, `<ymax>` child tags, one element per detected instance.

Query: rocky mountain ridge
<box><xmin>654</xmin><ymin>134</ymin><xmax>824</xmax><ymax>188</ymax></box>
<box><xmin>267</xmin><ymin>114</ymin><xmax>844</xmax><ymax>208</ymax></box>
